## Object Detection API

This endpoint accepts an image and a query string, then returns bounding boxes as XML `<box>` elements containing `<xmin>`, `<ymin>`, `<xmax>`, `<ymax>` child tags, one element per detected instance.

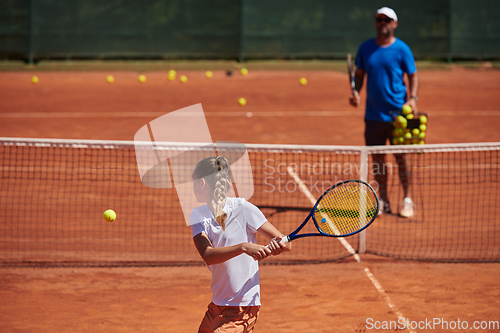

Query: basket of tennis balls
<box><xmin>392</xmin><ymin>105</ymin><xmax>429</xmax><ymax>145</ymax></box>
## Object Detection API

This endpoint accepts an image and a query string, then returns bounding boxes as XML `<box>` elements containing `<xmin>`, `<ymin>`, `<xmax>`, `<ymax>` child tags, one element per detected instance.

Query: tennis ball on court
<box><xmin>412</xmin><ymin>128</ymin><xmax>420</xmax><ymax>136</ymax></box>
<box><xmin>402</xmin><ymin>105</ymin><xmax>412</xmax><ymax>115</ymax></box>
<box><xmin>240</xmin><ymin>68</ymin><xmax>248</xmax><ymax>75</ymax></box>
<box><xmin>168</xmin><ymin>70</ymin><xmax>176</xmax><ymax>76</ymax></box>
<box><xmin>238</xmin><ymin>98</ymin><xmax>246</xmax><ymax>106</ymax></box>
<box><xmin>300</xmin><ymin>78</ymin><xmax>307</xmax><ymax>85</ymax></box>
<box><xmin>180</xmin><ymin>75</ymin><xmax>188</xmax><ymax>83</ymax></box>
<box><xmin>106</xmin><ymin>75</ymin><xmax>114</xmax><ymax>83</ymax></box>
<box><xmin>205</xmin><ymin>71</ymin><xmax>213</xmax><ymax>78</ymax></box>
<box><xmin>419</xmin><ymin>124</ymin><xmax>427</xmax><ymax>132</ymax></box>
<box><xmin>31</xmin><ymin>76</ymin><xmax>39</xmax><ymax>84</ymax></box>
<box><xmin>167</xmin><ymin>73</ymin><xmax>176</xmax><ymax>81</ymax></box>
<box><xmin>138</xmin><ymin>75</ymin><xmax>146</xmax><ymax>83</ymax></box>
<box><xmin>103</xmin><ymin>209</ymin><xmax>116</xmax><ymax>223</ymax></box>
<box><xmin>420</xmin><ymin>115</ymin><xmax>428</xmax><ymax>124</ymax></box>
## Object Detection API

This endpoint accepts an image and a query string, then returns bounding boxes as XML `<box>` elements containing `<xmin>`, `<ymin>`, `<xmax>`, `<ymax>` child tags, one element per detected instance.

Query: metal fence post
<box><xmin>238</xmin><ymin>0</ymin><xmax>244</xmax><ymax>63</ymax></box>
<box><xmin>28</xmin><ymin>0</ymin><xmax>34</xmax><ymax>65</ymax></box>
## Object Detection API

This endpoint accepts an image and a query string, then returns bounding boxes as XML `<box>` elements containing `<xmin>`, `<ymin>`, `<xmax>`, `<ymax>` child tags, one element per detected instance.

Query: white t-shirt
<box><xmin>190</xmin><ymin>197</ymin><xmax>267</xmax><ymax>306</ymax></box>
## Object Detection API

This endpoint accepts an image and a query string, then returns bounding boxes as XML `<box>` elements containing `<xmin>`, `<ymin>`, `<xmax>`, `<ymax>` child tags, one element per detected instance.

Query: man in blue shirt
<box><xmin>349</xmin><ymin>7</ymin><xmax>418</xmax><ymax>218</ymax></box>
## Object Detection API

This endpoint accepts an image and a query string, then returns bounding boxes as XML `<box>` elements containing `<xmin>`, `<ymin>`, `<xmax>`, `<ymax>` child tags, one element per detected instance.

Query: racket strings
<box><xmin>314</xmin><ymin>182</ymin><xmax>377</xmax><ymax>236</ymax></box>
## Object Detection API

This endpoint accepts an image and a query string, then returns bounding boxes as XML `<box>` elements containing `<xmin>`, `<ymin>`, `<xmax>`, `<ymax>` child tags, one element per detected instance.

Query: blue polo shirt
<box><xmin>355</xmin><ymin>38</ymin><xmax>417</xmax><ymax>122</ymax></box>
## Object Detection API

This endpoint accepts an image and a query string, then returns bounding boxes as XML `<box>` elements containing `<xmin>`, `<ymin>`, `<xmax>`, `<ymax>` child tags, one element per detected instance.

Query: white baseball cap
<box><xmin>376</xmin><ymin>7</ymin><xmax>398</xmax><ymax>22</ymax></box>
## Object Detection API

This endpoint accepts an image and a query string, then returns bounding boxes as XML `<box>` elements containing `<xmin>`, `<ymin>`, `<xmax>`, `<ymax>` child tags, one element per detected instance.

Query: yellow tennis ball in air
<box><xmin>103</xmin><ymin>209</ymin><xmax>116</xmax><ymax>223</ymax></box>
<box><xmin>299</xmin><ymin>77</ymin><xmax>307</xmax><ymax>85</ymax></box>
<box><xmin>205</xmin><ymin>71</ymin><xmax>213</xmax><ymax>78</ymax></box>
<box><xmin>138</xmin><ymin>75</ymin><xmax>146</xmax><ymax>83</ymax></box>
<box><xmin>402</xmin><ymin>105</ymin><xmax>412</xmax><ymax>115</ymax></box>
<box><xmin>238</xmin><ymin>98</ymin><xmax>246</xmax><ymax>106</ymax></box>
<box><xmin>106</xmin><ymin>75</ymin><xmax>114</xmax><ymax>83</ymax></box>
<box><xmin>31</xmin><ymin>76</ymin><xmax>39</xmax><ymax>84</ymax></box>
<box><xmin>420</xmin><ymin>115</ymin><xmax>428</xmax><ymax>124</ymax></box>
<box><xmin>180</xmin><ymin>75</ymin><xmax>188</xmax><ymax>83</ymax></box>
<box><xmin>240</xmin><ymin>68</ymin><xmax>248</xmax><ymax>75</ymax></box>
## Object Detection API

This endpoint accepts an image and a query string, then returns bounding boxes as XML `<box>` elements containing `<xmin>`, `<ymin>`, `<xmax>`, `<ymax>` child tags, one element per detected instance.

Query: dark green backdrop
<box><xmin>1</xmin><ymin>0</ymin><xmax>499</xmax><ymax>62</ymax></box>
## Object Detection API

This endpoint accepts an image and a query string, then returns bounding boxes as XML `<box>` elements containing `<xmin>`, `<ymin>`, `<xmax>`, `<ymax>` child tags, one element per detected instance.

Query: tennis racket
<box><xmin>278</xmin><ymin>180</ymin><xmax>379</xmax><ymax>244</ymax></box>
<box><xmin>347</xmin><ymin>53</ymin><xmax>356</xmax><ymax>94</ymax></box>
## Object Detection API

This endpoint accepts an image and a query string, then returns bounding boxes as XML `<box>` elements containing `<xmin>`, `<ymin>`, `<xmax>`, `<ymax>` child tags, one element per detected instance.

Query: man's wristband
<box><xmin>411</xmin><ymin>96</ymin><xmax>419</xmax><ymax>102</ymax></box>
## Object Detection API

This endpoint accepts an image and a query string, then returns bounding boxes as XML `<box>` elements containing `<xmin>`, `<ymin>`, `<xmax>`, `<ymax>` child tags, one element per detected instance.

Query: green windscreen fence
<box><xmin>0</xmin><ymin>0</ymin><xmax>499</xmax><ymax>61</ymax></box>
<box><xmin>450</xmin><ymin>0</ymin><xmax>500</xmax><ymax>59</ymax></box>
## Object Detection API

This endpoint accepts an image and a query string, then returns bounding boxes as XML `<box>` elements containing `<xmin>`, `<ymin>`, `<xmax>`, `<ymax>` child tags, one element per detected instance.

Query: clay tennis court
<box><xmin>1</xmin><ymin>64</ymin><xmax>499</xmax><ymax>332</ymax></box>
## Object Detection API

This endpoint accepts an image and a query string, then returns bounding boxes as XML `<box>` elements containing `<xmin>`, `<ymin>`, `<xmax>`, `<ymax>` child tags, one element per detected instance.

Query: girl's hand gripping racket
<box><xmin>279</xmin><ymin>180</ymin><xmax>379</xmax><ymax>245</ymax></box>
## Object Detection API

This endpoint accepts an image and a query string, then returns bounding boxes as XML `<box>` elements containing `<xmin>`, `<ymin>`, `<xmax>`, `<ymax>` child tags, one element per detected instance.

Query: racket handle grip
<box><xmin>266</xmin><ymin>235</ymin><xmax>290</xmax><ymax>248</ymax></box>
<box><xmin>280</xmin><ymin>236</ymin><xmax>290</xmax><ymax>244</ymax></box>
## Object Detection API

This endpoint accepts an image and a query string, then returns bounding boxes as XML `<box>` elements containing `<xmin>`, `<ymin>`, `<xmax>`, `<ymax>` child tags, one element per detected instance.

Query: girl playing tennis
<box><xmin>190</xmin><ymin>156</ymin><xmax>290</xmax><ymax>333</ymax></box>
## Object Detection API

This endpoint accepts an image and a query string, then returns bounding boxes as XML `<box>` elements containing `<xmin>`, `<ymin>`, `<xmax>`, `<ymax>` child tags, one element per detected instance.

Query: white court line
<box><xmin>287</xmin><ymin>166</ymin><xmax>416</xmax><ymax>333</ymax></box>
<box><xmin>1</xmin><ymin>110</ymin><xmax>500</xmax><ymax>118</ymax></box>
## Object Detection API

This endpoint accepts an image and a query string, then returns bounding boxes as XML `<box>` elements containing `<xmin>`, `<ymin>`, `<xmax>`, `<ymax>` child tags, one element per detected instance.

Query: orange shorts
<box><xmin>197</xmin><ymin>302</ymin><xmax>260</xmax><ymax>333</ymax></box>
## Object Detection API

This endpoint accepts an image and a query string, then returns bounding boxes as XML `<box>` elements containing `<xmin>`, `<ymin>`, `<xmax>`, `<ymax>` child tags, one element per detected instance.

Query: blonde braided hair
<box><xmin>193</xmin><ymin>156</ymin><xmax>232</xmax><ymax>230</ymax></box>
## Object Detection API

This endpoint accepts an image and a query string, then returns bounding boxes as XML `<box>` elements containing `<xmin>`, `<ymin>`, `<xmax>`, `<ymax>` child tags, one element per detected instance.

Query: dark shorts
<box><xmin>364</xmin><ymin>119</ymin><xmax>394</xmax><ymax>146</ymax></box>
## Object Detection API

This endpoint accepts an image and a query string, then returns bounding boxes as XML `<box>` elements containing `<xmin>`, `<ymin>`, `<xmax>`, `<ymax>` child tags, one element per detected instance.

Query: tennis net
<box><xmin>1</xmin><ymin>138</ymin><xmax>499</xmax><ymax>267</ymax></box>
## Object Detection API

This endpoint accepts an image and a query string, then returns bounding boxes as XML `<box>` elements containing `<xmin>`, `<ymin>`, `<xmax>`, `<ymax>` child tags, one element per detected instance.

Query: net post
<box><xmin>358</xmin><ymin>147</ymin><xmax>368</xmax><ymax>254</ymax></box>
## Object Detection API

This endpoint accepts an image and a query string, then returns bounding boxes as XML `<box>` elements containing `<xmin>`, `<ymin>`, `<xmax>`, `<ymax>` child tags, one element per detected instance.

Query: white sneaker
<box><xmin>400</xmin><ymin>198</ymin><xmax>415</xmax><ymax>218</ymax></box>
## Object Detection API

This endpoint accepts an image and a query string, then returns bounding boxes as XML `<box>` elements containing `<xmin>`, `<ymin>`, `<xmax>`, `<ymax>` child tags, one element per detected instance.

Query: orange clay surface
<box><xmin>1</xmin><ymin>67</ymin><xmax>500</xmax><ymax>332</ymax></box>
<box><xmin>0</xmin><ymin>67</ymin><xmax>500</xmax><ymax>144</ymax></box>
<box><xmin>1</xmin><ymin>258</ymin><xmax>499</xmax><ymax>332</ymax></box>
